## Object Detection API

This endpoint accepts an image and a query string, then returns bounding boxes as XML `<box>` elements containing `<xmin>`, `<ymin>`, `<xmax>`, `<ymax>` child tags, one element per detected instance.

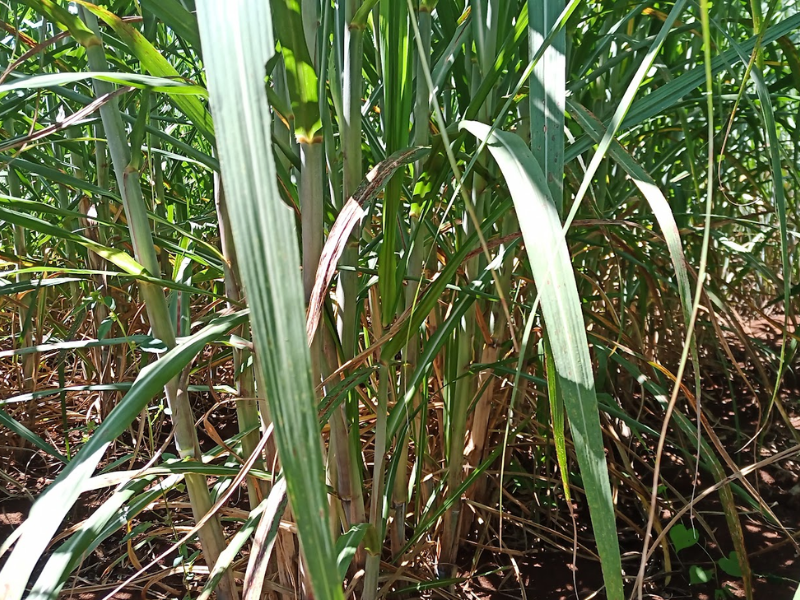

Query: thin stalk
<box><xmin>68</xmin><ymin>126</ymin><xmax>115</xmax><ymax>415</ymax></box>
<box><xmin>301</xmin><ymin>141</ymin><xmax>324</xmax><ymax>304</ymax></box>
<box><xmin>301</xmin><ymin>144</ymin><xmax>326</xmax><ymax>493</ymax></box>
<box><xmin>146</xmin><ymin>95</ymin><xmax>172</xmax><ymax>275</ymax></box>
<box><xmin>79</xmin><ymin>11</ymin><xmax>237</xmax><ymax>600</ymax></box>
<box><xmin>5</xmin><ymin>120</ymin><xmax>35</xmax><ymax>398</ymax></box>
<box><xmin>440</xmin><ymin>315</ymin><xmax>474</xmax><ymax>571</ymax></box>
<box><xmin>363</xmin><ymin>359</ymin><xmax>390</xmax><ymax>600</ymax></box>
<box><xmin>441</xmin><ymin>0</ymin><xmax>499</xmax><ymax>568</ymax></box>
<box><xmin>336</xmin><ymin>0</ymin><xmax>367</xmax><ymax>535</ymax></box>
<box><xmin>376</xmin><ymin>0</ymin><xmax>413</xmax><ymax>324</ymax></box>
<box><xmin>41</xmin><ymin>42</ymin><xmax>79</xmax><ymax>303</ymax></box>
<box><xmin>391</xmin><ymin>2</ymin><xmax>433</xmax><ymax>558</ymax></box>
<box><xmin>272</xmin><ymin>59</ymin><xmax>293</xmax><ymax>174</ymax></box>
<box><xmin>215</xmin><ymin>175</ymin><xmax>267</xmax><ymax>510</ymax></box>
<box><xmin>338</xmin><ymin>0</ymin><xmax>364</xmax><ymax>357</ymax></box>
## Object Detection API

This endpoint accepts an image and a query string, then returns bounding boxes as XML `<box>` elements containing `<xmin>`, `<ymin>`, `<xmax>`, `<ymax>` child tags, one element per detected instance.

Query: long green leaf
<box><xmin>376</xmin><ymin>0</ymin><xmax>413</xmax><ymax>323</ymax></box>
<box><xmin>564</xmin><ymin>11</ymin><xmax>800</xmax><ymax>161</ymax></box>
<box><xmin>0</xmin><ymin>71</ymin><xmax>208</xmax><ymax>96</ymax></box>
<box><xmin>140</xmin><ymin>0</ymin><xmax>202</xmax><ymax>51</ymax></box>
<box><xmin>271</xmin><ymin>0</ymin><xmax>321</xmax><ymax>141</ymax></box>
<box><xmin>26</xmin><ymin>474</ymin><xmax>176</xmax><ymax>600</ymax></box>
<box><xmin>529</xmin><ymin>0</ymin><xmax>566</xmax><ymax>214</ymax></box>
<box><xmin>461</xmin><ymin>120</ymin><xmax>624</xmax><ymax>600</ymax></box>
<box><xmin>201</xmin><ymin>479</ymin><xmax>288</xmax><ymax>600</ymax></box>
<box><xmin>567</xmin><ymin>101</ymin><xmax>693</xmax><ymax>326</ymax></box>
<box><xmin>196</xmin><ymin>2</ymin><xmax>342</xmax><ymax>599</ymax></box>
<box><xmin>0</xmin><ymin>409</ymin><xmax>67</xmax><ymax>463</ymax></box>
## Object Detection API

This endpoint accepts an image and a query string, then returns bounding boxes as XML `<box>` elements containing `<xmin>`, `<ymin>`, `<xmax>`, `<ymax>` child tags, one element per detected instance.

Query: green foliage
<box><xmin>1</xmin><ymin>0</ymin><xmax>798</xmax><ymax>598</ymax></box>
<box><xmin>670</xmin><ymin>523</ymin><xmax>700</xmax><ymax>553</ymax></box>
<box><xmin>691</xmin><ymin>565</ymin><xmax>714</xmax><ymax>585</ymax></box>
<box><xmin>718</xmin><ymin>552</ymin><xmax>744</xmax><ymax>578</ymax></box>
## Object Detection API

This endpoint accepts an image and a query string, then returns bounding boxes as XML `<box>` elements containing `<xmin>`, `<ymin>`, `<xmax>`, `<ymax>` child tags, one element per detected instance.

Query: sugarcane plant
<box><xmin>1</xmin><ymin>0</ymin><xmax>798</xmax><ymax>599</ymax></box>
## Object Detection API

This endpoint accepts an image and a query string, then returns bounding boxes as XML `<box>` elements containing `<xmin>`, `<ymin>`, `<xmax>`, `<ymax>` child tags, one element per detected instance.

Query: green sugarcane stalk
<box><xmin>440</xmin><ymin>0</ymin><xmax>500</xmax><ymax>569</ymax></box>
<box><xmin>215</xmin><ymin>176</ymin><xmax>268</xmax><ymax>510</ymax></box>
<box><xmin>274</xmin><ymin>3</ymin><xmax>364</xmax><ymax>592</ymax></box>
<box><xmin>338</xmin><ymin>0</ymin><xmax>368</xmax><ymax>535</ymax></box>
<box><xmin>78</xmin><ymin>10</ymin><xmax>237</xmax><ymax>599</ymax></box>
<box><xmin>271</xmin><ymin>0</ymin><xmax>323</xmax><ymax>317</ymax></box>
<box><xmin>5</xmin><ymin>120</ymin><xmax>36</xmax><ymax>400</ymax></box>
<box><xmin>363</xmin><ymin>360</ymin><xmax>390</xmax><ymax>600</ymax></box>
<box><xmin>391</xmin><ymin>0</ymin><xmax>434</xmax><ymax>558</ymax></box>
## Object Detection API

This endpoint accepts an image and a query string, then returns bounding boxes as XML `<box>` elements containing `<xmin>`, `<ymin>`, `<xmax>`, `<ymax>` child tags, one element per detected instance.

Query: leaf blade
<box><xmin>461</xmin><ymin>120</ymin><xmax>624</xmax><ymax>600</ymax></box>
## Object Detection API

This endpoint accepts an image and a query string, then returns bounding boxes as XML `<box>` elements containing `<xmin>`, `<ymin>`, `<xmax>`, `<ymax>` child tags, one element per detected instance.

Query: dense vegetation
<box><xmin>1</xmin><ymin>0</ymin><xmax>798</xmax><ymax>599</ymax></box>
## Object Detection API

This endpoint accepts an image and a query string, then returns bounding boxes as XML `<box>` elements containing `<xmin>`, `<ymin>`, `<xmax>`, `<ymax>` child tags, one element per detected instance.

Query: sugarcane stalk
<box><xmin>215</xmin><ymin>175</ymin><xmax>268</xmax><ymax>510</ymax></box>
<box><xmin>5</xmin><ymin>119</ymin><xmax>36</xmax><ymax>416</ymax></box>
<box><xmin>78</xmin><ymin>10</ymin><xmax>237</xmax><ymax>599</ymax></box>
<box><xmin>338</xmin><ymin>0</ymin><xmax>368</xmax><ymax>535</ymax></box>
<box><xmin>440</xmin><ymin>0</ymin><xmax>500</xmax><ymax>569</ymax></box>
<box><xmin>391</xmin><ymin>0</ymin><xmax>434</xmax><ymax>558</ymax></box>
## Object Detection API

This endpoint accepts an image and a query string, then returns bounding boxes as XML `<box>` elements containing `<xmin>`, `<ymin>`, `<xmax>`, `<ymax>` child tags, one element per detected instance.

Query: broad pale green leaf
<box><xmin>529</xmin><ymin>0</ymin><xmax>566</xmax><ymax>214</ymax></box>
<box><xmin>461</xmin><ymin>120</ymin><xmax>624</xmax><ymax>600</ymax></box>
<box><xmin>196</xmin><ymin>2</ymin><xmax>342</xmax><ymax>599</ymax></box>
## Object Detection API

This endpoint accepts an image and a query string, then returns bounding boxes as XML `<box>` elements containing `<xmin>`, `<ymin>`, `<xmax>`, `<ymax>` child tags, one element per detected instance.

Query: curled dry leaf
<box><xmin>306</xmin><ymin>146</ymin><xmax>429</xmax><ymax>345</ymax></box>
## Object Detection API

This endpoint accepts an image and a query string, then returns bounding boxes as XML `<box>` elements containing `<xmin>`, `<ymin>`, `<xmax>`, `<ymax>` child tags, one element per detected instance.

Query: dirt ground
<box><xmin>2</xmin><ymin>317</ymin><xmax>799</xmax><ymax>599</ymax></box>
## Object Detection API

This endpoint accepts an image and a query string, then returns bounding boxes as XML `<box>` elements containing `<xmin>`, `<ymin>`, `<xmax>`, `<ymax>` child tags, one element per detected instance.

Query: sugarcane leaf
<box><xmin>240</xmin><ymin>479</ymin><xmax>289</xmax><ymax>600</ymax></box>
<box><xmin>196</xmin><ymin>2</ymin><xmax>342</xmax><ymax>599</ymax></box>
<box><xmin>26</xmin><ymin>475</ymin><xmax>172</xmax><ymax>600</ymax></box>
<box><xmin>0</xmin><ymin>409</ymin><xmax>67</xmax><ymax>463</ymax></box>
<box><xmin>140</xmin><ymin>0</ymin><xmax>202</xmax><ymax>51</ymax></box>
<box><xmin>203</xmin><ymin>479</ymin><xmax>287</xmax><ymax>600</ymax></box>
<box><xmin>461</xmin><ymin>120</ymin><xmax>624</xmax><ymax>600</ymax></box>
<box><xmin>529</xmin><ymin>0</ymin><xmax>566</xmax><ymax>214</ymax></box>
<box><xmin>0</xmin><ymin>71</ymin><xmax>208</xmax><ymax>95</ymax></box>
<box><xmin>76</xmin><ymin>1</ymin><xmax>215</xmax><ymax>144</ymax></box>
<box><xmin>336</xmin><ymin>523</ymin><xmax>377</xmax><ymax>579</ymax></box>
<box><xmin>567</xmin><ymin>101</ymin><xmax>694</xmax><ymax>327</ymax></box>
<box><xmin>564</xmin><ymin>12</ymin><xmax>800</xmax><ymax>162</ymax></box>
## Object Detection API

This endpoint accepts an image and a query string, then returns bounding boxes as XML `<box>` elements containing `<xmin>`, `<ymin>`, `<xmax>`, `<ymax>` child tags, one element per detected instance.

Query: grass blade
<box><xmin>461</xmin><ymin>120</ymin><xmax>624</xmax><ymax>600</ymax></box>
<box><xmin>196</xmin><ymin>2</ymin><xmax>342</xmax><ymax>598</ymax></box>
